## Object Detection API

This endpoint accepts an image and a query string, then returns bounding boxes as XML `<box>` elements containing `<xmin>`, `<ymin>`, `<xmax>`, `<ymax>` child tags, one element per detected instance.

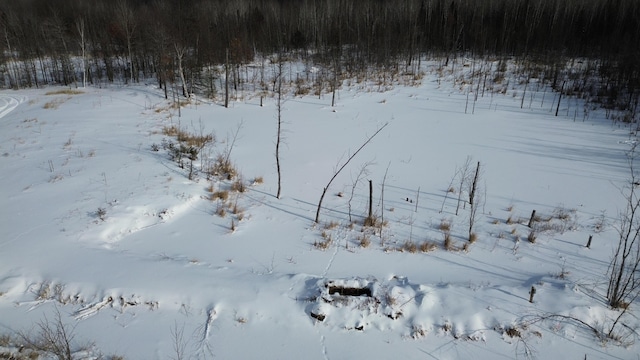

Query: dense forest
<box><xmin>1</xmin><ymin>0</ymin><xmax>639</xmax><ymax>117</ymax></box>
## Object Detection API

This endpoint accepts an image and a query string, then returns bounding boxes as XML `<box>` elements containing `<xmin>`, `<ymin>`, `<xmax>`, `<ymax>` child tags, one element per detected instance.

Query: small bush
<box><xmin>527</xmin><ymin>231</ymin><xmax>537</xmax><ymax>243</ymax></box>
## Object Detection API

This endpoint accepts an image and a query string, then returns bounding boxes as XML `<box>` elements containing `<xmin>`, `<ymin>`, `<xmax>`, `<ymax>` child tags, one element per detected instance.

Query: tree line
<box><xmin>1</xmin><ymin>0</ymin><xmax>639</xmax><ymax>113</ymax></box>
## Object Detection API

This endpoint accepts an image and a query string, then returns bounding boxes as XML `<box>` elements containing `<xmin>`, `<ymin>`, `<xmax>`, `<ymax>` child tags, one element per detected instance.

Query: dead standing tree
<box><xmin>607</xmin><ymin>143</ymin><xmax>640</xmax><ymax>310</ymax></box>
<box><xmin>275</xmin><ymin>57</ymin><xmax>284</xmax><ymax>199</ymax></box>
<box><xmin>314</xmin><ymin>123</ymin><xmax>388</xmax><ymax>224</ymax></box>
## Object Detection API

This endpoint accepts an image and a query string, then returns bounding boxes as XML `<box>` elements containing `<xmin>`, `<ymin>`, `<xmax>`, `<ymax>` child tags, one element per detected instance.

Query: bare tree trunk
<box><xmin>76</xmin><ymin>18</ymin><xmax>86</xmax><ymax>88</ymax></box>
<box><xmin>225</xmin><ymin>48</ymin><xmax>229</xmax><ymax>108</ymax></box>
<box><xmin>468</xmin><ymin>161</ymin><xmax>480</xmax><ymax>237</ymax></box>
<box><xmin>175</xmin><ymin>44</ymin><xmax>188</xmax><ymax>98</ymax></box>
<box><xmin>275</xmin><ymin>59</ymin><xmax>283</xmax><ymax>199</ymax></box>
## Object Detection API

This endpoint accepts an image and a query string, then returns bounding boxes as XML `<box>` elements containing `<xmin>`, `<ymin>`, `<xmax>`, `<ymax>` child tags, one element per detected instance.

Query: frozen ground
<box><xmin>0</xmin><ymin>62</ymin><xmax>638</xmax><ymax>359</ymax></box>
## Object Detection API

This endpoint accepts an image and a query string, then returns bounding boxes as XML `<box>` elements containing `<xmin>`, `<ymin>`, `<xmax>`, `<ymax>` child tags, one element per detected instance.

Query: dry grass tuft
<box><xmin>324</xmin><ymin>220</ymin><xmax>340</xmax><ymax>230</ymax></box>
<box><xmin>444</xmin><ymin>231</ymin><xmax>453</xmax><ymax>251</ymax></box>
<box><xmin>210</xmin><ymin>155</ymin><xmax>238</xmax><ymax>179</ymax></box>
<box><xmin>359</xmin><ymin>234</ymin><xmax>371</xmax><ymax>248</ymax></box>
<box><xmin>403</xmin><ymin>241</ymin><xmax>418</xmax><ymax>253</ymax></box>
<box><xmin>469</xmin><ymin>232</ymin><xmax>478</xmax><ymax>243</ymax></box>
<box><xmin>216</xmin><ymin>206</ymin><xmax>227</xmax><ymax>218</ymax></box>
<box><xmin>45</xmin><ymin>89</ymin><xmax>84</xmax><ymax>95</ymax></box>
<box><xmin>314</xmin><ymin>232</ymin><xmax>333</xmax><ymax>250</ymax></box>
<box><xmin>43</xmin><ymin>98</ymin><xmax>65</xmax><ymax>109</ymax></box>
<box><xmin>211</xmin><ymin>190</ymin><xmax>229</xmax><ymax>201</ymax></box>
<box><xmin>527</xmin><ymin>231</ymin><xmax>537</xmax><ymax>243</ymax></box>
<box><xmin>231</xmin><ymin>178</ymin><xmax>246</xmax><ymax>193</ymax></box>
<box><xmin>162</xmin><ymin>125</ymin><xmax>214</xmax><ymax>148</ymax></box>
<box><xmin>420</xmin><ymin>241</ymin><xmax>437</xmax><ymax>252</ymax></box>
<box><xmin>252</xmin><ymin>176</ymin><xmax>264</xmax><ymax>185</ymax></box>
<box><xmin>439</xmin><ymin>219</ymin><xmax>451</xmax><ymax>232</ymax></box>
<box><xmin>364</xmin><ymin>215</ymin><xmax>378</xmax><ymax>227</ymax></box>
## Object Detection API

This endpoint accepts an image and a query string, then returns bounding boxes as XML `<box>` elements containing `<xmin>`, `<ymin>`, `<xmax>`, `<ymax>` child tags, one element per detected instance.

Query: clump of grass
<box><xmin>324</xmin><ymin>220</ymin><xmax>339</xmax><ymax>230</ymax></box>
<box><xmin>43</xmin><ymin>98</ymin><xmax>65</xmax><ymax>109</ymax></box>
<box><xmin>216</xmin><ymin>205</ymin><xmax>227</xmax><ymax>217</ymax></box>
<box><xmin>444</xmin><ymin>231</ymin><xmax>453</xmax><ymax>251</ymax></box>
<box><xmin>231</xmin><ymin>199</ymin><xmax>243</xmax><ymax>215</ymax></box>
<box><xmin>403</xmin><ymin>241</ymin><xmax>418</xmax><ymax>253</ymax></box>
<box><xmin>231</xmin><ymin>178</ymin><xmax>246</xmax><ymax>193</ymax></box>
<box><xmin>527</xmin><ymin>230</ymin><xmax>537</xmax><ymax>243</ymax></box>
<box><xmin>364</xmin><ymin>215</ymin><xmax>378</xmax><ymax>227</ymax></box>
<box><xmin>420</xmin><ymin>241</ymin><xmax>437</xmax><ymax>252</ymax></box>
<box><xmin>359</xmin><ymin>234</ymin><xmax>371</xmax><ymax>248</ymax></box>
<box><xmin>45</xmin><ymin>89</ymin><xmax>84</xmax><ymax>95</ymax></box>
<box><xmin>314</xmin><ymin>232</ymin><xmax>333</xmax><ymax>250</ymax></box>
<box><xmin>206</xmin><ymin>182</ymin><xmax>215</xmax><ymax>193</ymax></box>
<box><xmin>162</xmin><ymin>125</ymin><xmax>214</xmax><ymax>148</ymax></box>
<box><xmin>506</xmin><ymin>215</ymin><xmax>516</xmax><ymax>225</ymax></box>
<box><xmin>210</xmin><ymin>155</ymin><xmax>238</xmax><ymax>180</ymax></box>
<box><xmin>252</xmin><ymin>176</ymin><xmax>264</xmax><ymax>185</ymax></box>
<box><xmin>439</xmin><ymin>219</ymin><xmax>451</xmax><ymax>232</ymax></box>
<box><xmin>211</xmin><ymin>190</ymin><xmax>229</xmax><ymax>201</ymax></box>
<box><xmin>469</xmin><ymin>232</ymin><xmax>478</xmax><ymax>243</ymax></box>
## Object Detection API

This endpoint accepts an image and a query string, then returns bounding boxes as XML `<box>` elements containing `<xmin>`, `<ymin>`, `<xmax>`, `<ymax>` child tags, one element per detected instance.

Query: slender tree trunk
<box><xmin>276</xmin><ymin>59</ymin><xmax>283</xmax><ymax>199</ymax></box>
<box><xmin>225</xmin><ymin>48</ymin><xmax>229</xmax><ymax>108</ymax></box>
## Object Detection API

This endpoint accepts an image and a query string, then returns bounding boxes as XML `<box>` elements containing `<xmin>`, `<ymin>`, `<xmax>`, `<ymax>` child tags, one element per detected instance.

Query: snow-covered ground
<box><xmin>1</xmin><ymin>63</ymin><xmax>638</xmax><ymax>359</ymax></box>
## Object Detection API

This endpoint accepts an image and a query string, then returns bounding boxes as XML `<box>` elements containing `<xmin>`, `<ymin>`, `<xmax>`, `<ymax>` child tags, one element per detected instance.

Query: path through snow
<box><xmin>0</xmin><ymin>94</ymin><xmax>25</xmax><ymax>119</ymax></box>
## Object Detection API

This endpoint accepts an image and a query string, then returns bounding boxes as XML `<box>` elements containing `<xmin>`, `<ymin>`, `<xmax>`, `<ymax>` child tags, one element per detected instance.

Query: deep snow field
<box><xmin>1</xmin><ymin>61</ymin><xmax>639</xmax><ymax>359</ymax></box>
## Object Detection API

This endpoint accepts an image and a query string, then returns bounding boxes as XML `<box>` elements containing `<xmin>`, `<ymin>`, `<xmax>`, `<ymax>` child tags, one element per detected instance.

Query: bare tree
<box><xmin>468</xmin><ymin>161</ymin><xmax>481</xmax><ymax>238</ymax></box>
<box><xmin>348</xmin><ymin>161</ymin><xmax>373</xmax><ymax>222</ymax></box>
<box><xmin>76</xmin><ymin>18</ymin><xmax>87</xmax><ymax>88</ymax></box>
<box><xmin>315</xmin><ymin>123</ymin><xmax>388</xmax><ymax>223</ymax></box>
<box><xmin>174</xmin><ymin>44</ymin><xmax>188</xmax><ymax>98</ymax></box>
<box><xmin>455</xmin><ymin>156</ymin><xmax>473</xmax><ymax>216</ymax></box>
<box><xmin>607</xmin><ymin>144</ymin><xmax>640</xmax><ymax>309</ymax></box>
<box><xmin>115</xmin><ymin>0</ymin><xmax>136</xmax><ymax>83</ymax></box>
<box><xmin>169</xmin><ymin>322</ymin><xmax>188</xmax><ymax>360</ymax></box>
<box><xmin>275</xmin><ymin>57</ymin><xmax>284</xmax><ymax>199</ymax></box>
<box><xmin>17</xmin><ymin>307</ymin><xmax>87</xmax><ymax>360</ymax></box>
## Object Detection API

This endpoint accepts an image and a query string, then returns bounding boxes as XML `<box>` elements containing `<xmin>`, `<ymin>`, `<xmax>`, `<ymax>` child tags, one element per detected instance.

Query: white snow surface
<box><xmin>1</xmin><ymin>66</ymin><xmax>638</xmax><ymax>359</ymax></box>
